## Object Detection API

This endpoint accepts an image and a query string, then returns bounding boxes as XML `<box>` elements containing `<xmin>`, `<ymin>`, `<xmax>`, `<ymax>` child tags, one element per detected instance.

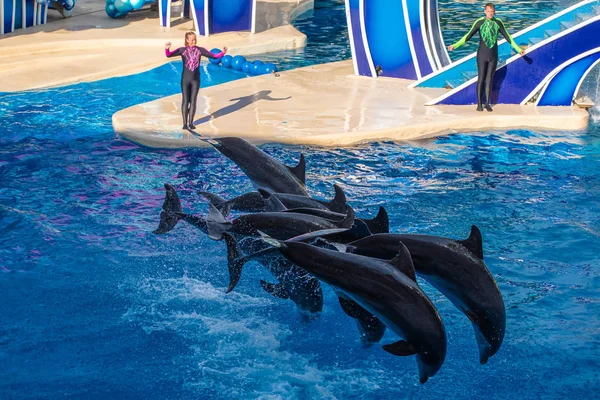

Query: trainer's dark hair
<box><xmin>485</xmin><ymin>3</ymin><xmax>495</xmax><ymax>9</ymax></box>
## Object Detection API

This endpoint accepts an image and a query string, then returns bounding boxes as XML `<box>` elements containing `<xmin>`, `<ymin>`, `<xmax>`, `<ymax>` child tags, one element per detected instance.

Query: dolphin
<box><xmin>203</xmin><ymin>137</ymin><xmax>308</xmax><ymax>196</ymax></box>
<box><xmin>224</xmin><ymin>232</ymin><xmax>387</xmax><ymax>346</ymax></box>
<box><xmin>338</xmin><ymin>226</ymin><xmax>504</xmax><ymax>364</ymax></box>
<box><xmin>261</xmin><ymin>189</ymin><xmax>389</xmax><ymax>234</ymax></box>
<box><xmin>230</xmin><ymin>238</ymin><xmax>447</xmax><ymax>384</ymax></box>
<box><xmin>199</xmin><ymin>184</ymin><xmax>348</xmax><ymax>217</ymax></box>
<box><xmin>222</xmin><ymin>233</ymin><xmax>323</xmax><ymax>318</ymax></box>
<box><xmin>153</xmin><ymin>184</ymin><xmax>355</xmax><ymax>241</ymax></box>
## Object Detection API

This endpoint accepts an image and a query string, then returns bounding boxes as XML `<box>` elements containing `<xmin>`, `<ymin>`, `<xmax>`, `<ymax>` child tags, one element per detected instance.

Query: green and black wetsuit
<box><xmin>453</xmin><ymin>17</ymin><xmax>522</xmax><ymax>108</ymax></box>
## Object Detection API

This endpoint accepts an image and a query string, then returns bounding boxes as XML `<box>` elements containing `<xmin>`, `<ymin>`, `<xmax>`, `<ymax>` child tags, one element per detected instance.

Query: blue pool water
<box><xmin>1</xmin><ymin>0</ymin><xmax>600</xmax><ymax>398</ymax></box>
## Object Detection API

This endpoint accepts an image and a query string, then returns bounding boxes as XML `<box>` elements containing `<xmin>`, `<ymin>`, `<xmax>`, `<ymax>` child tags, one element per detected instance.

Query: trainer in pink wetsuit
<box><xmin>166</xmin><ymin>46</ymin><xmax>225</xmax><ymax>129</ymax></box>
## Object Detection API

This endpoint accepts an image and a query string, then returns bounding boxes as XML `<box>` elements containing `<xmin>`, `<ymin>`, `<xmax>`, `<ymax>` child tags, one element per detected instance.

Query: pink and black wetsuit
<box><xmin>166</xmin><ymin>46</ymin><xmax>225</xmax><ymax>128</ymax></box>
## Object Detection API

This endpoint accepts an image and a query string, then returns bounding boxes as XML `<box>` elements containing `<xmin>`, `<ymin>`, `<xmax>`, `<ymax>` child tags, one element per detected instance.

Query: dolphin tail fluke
<box><xmin>338</xmin><ymin>297</ymin><xmax>387</xmax><ymax>346</ymax></box>
<box><xmin>222</xmin><ymin>232</ymin><xmax>247</xmax><ymax>293</ymax></box>
<box><xmin>326</xmin><ymin>184</ymin><xmax>347</xmax><ymax>213</ymax></box>
<box><xmin>198</xmin><ymin>191</ymin><xmax>232</xmax><ymax>217</ymax></box>
<box><xmin>362</xmin><ymin>206</ymin><xmax>389</xmax><ymax>234</ymax></box>
<box><xmin>258</xmin><ymin>189</ymin><xmax>287</xmax><ymax>212</ymax></box>
<box><xmin>287</xmin><ymin>153</ymin><xmax>306</xmax><ymax>185</ymax></box>
<box><xmin>153</xmin><ymin>183</ymin><xmax>183</xmax><ymax>234</ymax></box>
<box><xmin>459</xmin><ymin>225</ymin><xmax>484</xmax><ymax>260</ymax></box>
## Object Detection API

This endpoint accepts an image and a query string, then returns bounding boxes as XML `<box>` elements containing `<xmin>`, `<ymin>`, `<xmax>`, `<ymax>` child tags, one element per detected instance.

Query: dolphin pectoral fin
<box><xmin>311</xmin><ymin>238</ymin><xmax>340</xmax><ymax>252</ymax></box>
<box><xmin>206</xmin><ymin>221</ymin><xmax>226</xmax><ymax>240</ymax></box>
<box><xmin>362</xmin><ymin>206</ymin><xmax>390</xmax><ymax>234</ymax></box>
<box><xmin>223</xmin><ymin>233</ymin><xmax>247</xmax><ymax>293</ymax></box>
<box><xmin>389</xmin><ymin>243</ymin><xmax>417</xmax><ymax>281</ymax></box>
<box><xmin>287</xmin><ymin>153</ymin><xmax>306</xmax><ymax>185</ymax></box>
<box><xmin>260</xmin><ymin>280</ymin><xmax>290</xmax><ymax>299</ymax></box>
<box><xmin>258</xmin><ymin>189</ymin><xmax>287</xmax><ymax>212</ymax></box>
<box><xmin>458</xmin><ymin>225</ymin><xmax>484</xmax><ymax>260</ymax></box>
<box><xmin>326</xmin><ymin>184</ymin><xmax>347</xmax><ymax>213</ymax></box>
<box><xmin>336</xmin><ymin>206</ymin><xmax>356</xmax><ymax>229</ymax></box>
<box><xmin>153</xmin><ymin>184</ymin><xmax>184</xmax><ymax>234</ymax></box>
<box><xmin>286</xmin><ymin>228</ymin><xmax>348</xmax><ymax>243</ymax></box>
<box><xmin>198</xmin><ymin>191</ymin><xmax>232</xmax><ymax>217</ymax></box>
<box><xmin>382</xmin><ymin>340</ymin><xmax>418</xmax><ymax>356</ymax></box>
<box><xmin>207</xmin><ymin>203</ymin><xmax>227</xmax><ymax>224</ymax></box>
<box><xmin>338</xmin><ymin>296</ymin><xmax>362</xmax><ymax>319</ymax></box>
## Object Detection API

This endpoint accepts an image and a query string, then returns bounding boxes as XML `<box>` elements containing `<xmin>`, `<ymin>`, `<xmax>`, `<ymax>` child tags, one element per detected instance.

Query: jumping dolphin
<box><xmin>224</xmin><ymin>233</ymin><xmax>387</xmax><ymax>346</ymax></box>
<box><xmin>338</xmin><ymin>226</ymin><xmax>505</xmax><ymax>364</ymax></box>
<box><xmin>153</xmin><ymin>184</ymin><xmax>355</xmax><ymax>240</ymax></box>
<box><xmin>203</xmin><ymin>137</ymin><xmax>309</xmax><ymax>196</ymax></box>
<box><xmin>260</xmin><ymin>189</ymin><xmax>389</xmax><ymax>234</ymax></box>
<box><xmin>199</xmin><ymin>184</ymin><xmax>348</xmax><ymax>217</ymax></box>
<box><xmin>222</xmin><ymin>234</ymin><xmax>323</xmax><ymax>318</ymax></box>
<box><xmin>230</xmin><ymin>238</ymin><xmax>447</xmax><ymax>384</ymax></box>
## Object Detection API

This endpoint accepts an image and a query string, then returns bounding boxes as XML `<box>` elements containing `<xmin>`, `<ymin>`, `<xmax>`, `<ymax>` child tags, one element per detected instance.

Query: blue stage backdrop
<box><xmin>160</xmin><ymin>0</ymin><xmax>255</xmax><ymax>36</ymax></box>
<box><xmin>345</xmin><ymin>0</ymin><xmax>449</xmax><ymax>79</ymax></box>
<box><xmin>432</xmin><ymin>17</ymin><xmax>600</xmax><ymax>105</ymax></box>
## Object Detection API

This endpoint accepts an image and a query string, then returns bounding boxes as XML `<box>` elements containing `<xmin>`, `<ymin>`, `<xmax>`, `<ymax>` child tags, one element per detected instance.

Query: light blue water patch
<box><xmin>0</xmin><ymin>62</ymin><xmax>246</xmax><ymax>143</ymax></box>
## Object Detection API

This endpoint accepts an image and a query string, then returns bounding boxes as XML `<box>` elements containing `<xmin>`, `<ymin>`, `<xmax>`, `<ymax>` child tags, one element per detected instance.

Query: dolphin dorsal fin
<box><xmin>458</xmin><ymin>225</ymin><xmax>484</xmax><ymax>260</ymax></box>
<box><xmin>326</xmin><ymin>184</ymin><xmax>347</xmax><ymax>213</ymax></box>
<box><xmin>198</xmin><ymin>191</ymin><xmax>226</xmax><ymax>206</ymax></box>
<box><xmin>336</xmin><ymin>206</ymin><xmax>356</xmax><ymax>229</ymax></box>
<box><xmin>287</xmin><ymin>154</ymin><xmax>306</xmax><ymax>184</ymax></box>
<box><xmin>362</xmin><ymin>206</ymin><xmax>389</xmax><ymax>234</ymax></box>
<box><xmin>258</xmin><ymin>189</ymin><xmax>287</xmax><ymax>212</ymax></box>
<box><xmin>389</xmin><ymin>242</ymin><xmax>416</xmax><ymax>281</ymax></box>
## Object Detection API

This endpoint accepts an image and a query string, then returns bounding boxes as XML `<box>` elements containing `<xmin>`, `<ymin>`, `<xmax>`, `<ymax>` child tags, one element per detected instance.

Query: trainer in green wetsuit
<box><xmin>448</xmin><ymin>3</ymin><xmax>525</xmax><ymax>112</ymax></box>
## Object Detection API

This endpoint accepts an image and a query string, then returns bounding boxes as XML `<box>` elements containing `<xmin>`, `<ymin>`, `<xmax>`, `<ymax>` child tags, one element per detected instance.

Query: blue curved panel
<box><xmin>347</xmin><ymin>0</ymin><xmax>371</xmax><ymax>76</ymax></box>
<box><xmin>417</xmin><ymin>1</ymin><xmax>600</xmax><ymax>88</ymax></box>
<box><xmin>183</xmin><ymin>0</ymin><xmax>190</xmax><ymax>18</ymax></box>
<box><xmin>405</xmin><ymin>0</ymin><xmax>433</xmax><ymax>77</ymax></box>
<box><xmin>25</xmin><ymin>0</ymin><xmax>35</xmax><ymax>27</ymax></box>
<box><xmin>364</xmin><ymin>0</ymin><xmax>417</xmax><ymax>79</ymax></box>
<box><xmin>13</xmin><ymin>0</ymin><xmax>21</xmax><ymax>29</ymax></box>
<box><xmin>38</xmin><ymin>1</ymin><xmax>45</xmax><ymax>23</ymax></box>
<box><xmin>159</xmin><ymin>0</ymin><xmax>169</xmax><ymax>27</ymax></box>
<box><xmin>209</xmin><ymin>0</ymin><xmax>253</xmax><ymax>34</ymax></box>
<box><xmin>4</xmin><ymin>0</ymin><xmax>15</xmax><ymax>34</ymax></box>
<box><xmin>191</xmin><ymin>0</ymin><xmax>206</xmax><ymax>35</ymax></box>
<box><xmin>438</xmin><ymin>19</ymin><xmax>600</xmax><ymax>105</ymax></box>
<box><xmin>538</xmin><ymin>52</ymin><xmax>600</xmax><ymax>106</ymax></box>
<box><xmin>427</xmin><ymin>0</ymin><xmax>450</xmax><ymax>68</ymax></box>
